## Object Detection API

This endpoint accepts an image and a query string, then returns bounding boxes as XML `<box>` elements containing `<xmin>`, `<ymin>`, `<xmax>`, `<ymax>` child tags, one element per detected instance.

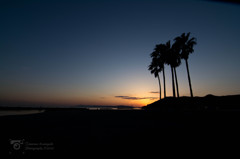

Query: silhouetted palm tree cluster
<box><xmin>148</xmin><ymin>32</ymin><xmax>197</xmax><ymax>99</ymax></box>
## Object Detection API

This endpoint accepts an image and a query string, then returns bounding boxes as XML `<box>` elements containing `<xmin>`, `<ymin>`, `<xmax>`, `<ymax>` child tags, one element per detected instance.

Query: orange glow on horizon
<box><xmin>0</xmin><ymin>96</ymin><xmax>158</xmax><ymax>107</ymax></box>
<box><xmin>0</xmin><ymin>89</ymin><xmax>161</xmax><ymax>107</ymax></box>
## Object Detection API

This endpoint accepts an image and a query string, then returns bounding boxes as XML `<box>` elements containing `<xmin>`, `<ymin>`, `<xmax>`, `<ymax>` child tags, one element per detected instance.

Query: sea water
<box><xmin>0</xmin><ymin>110</ymin><xmax>45</xmax><ymax>117</ymax></box>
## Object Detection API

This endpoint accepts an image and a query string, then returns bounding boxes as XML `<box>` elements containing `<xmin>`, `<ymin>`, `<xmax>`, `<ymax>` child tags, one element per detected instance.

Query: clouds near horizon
<box><xmin>115</xmin><ymin>96</ymin><xmax>157</xmax><ymax>100</ymax></box>
<box><xmin>149</xmin><ymin>91</ymin><xmax>159</xmax><ymax>94</ymax></box>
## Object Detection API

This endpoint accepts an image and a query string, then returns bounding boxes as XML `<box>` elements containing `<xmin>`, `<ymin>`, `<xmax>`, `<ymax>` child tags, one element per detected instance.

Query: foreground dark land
<box><xmin>1</xmin><ymin>95</ymin><xmax>240</xmax><ymax>157</ymax></box>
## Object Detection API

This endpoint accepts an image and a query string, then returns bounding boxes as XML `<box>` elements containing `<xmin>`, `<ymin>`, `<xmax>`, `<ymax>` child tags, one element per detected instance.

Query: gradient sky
<box><xmin>0</xmin><ymin>0</ymin><xmax>240</xmax><ymax>107</ymax></box>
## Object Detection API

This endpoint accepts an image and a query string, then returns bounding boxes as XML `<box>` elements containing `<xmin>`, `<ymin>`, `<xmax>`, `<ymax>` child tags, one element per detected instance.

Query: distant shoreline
<box><xmin>0</xmin><ymin>106</ymin><xmax>141</xmax><ymax>116</ymax></box>
<box><xmin>0</xmin><ymin>105</ymin><xmax>140</xmax><ymax>110</ymax></box>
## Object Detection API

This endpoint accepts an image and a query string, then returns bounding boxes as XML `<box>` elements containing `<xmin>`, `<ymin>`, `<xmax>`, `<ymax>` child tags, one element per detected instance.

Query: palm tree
<box><xmin>174</xmin><ymin>32</ymin><xmax>197</xmax><ymax>97</ymax></box>
<box><xmin>171</xmin><ymin>41</ymin><xmax>182</xmax><ymax>97</ymax></box>
<box><xmin>152</xmin><ymin>44</ymin><xmax>167</xmax><ymax>98</ymax></box>
<box><xmin>165</xmin><ymin>40</ymin><xmax>176</xmax><ymax>98</ymax></box>
<box><xmin>148</xmin><ymin>57</ymin><xmax>162</xmax><ymax>100</ymax></box>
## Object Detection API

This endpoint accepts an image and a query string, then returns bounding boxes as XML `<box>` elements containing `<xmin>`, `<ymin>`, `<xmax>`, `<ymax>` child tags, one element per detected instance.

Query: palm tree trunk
<box><xmin>185</xmin><ymin>59</ymin><xmax>193</xmax><ymax>97</ymax></box>
<box><xmin>174</xmin><ymin>67</ymin><xmax>179</xmax><ymax>97</ymax></box>
<box><xmin>157</xmin><ymin>74</ymin><xmax>161</xmax><ymax>100</ymax></box>
<box><xmin>162</xmin><ymin>66</ymin><xmax>166</xmax><ymax>98</ymax></box>
<box><xmin>171</xmin><ymin>66</ymin><xmax>176</xmax><ymax>97</ymax></box>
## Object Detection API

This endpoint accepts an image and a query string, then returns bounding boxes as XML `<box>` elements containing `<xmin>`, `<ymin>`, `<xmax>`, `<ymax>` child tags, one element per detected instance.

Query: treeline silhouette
<box><xmin>148</xmin><ymin>32</ymin><xmax>196</xmax><ymax>99</ymax></box>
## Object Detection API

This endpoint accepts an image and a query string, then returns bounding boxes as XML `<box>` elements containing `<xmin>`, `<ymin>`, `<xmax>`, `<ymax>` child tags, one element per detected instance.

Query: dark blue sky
<box><xmin>0</xmin><ymin>0</ymin><xmax>240</xmax><ymax>106</ymax></box>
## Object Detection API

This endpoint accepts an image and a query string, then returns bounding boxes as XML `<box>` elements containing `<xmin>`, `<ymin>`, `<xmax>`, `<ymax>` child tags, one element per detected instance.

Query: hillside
<box><xmin>143</xmin><ymin>94</ymin><xmax>240</xmax><ymax>111</ymax></box>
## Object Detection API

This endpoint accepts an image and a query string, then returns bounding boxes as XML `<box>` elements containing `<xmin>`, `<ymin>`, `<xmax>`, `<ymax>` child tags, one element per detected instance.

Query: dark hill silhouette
<box><xmin>143</xmin><ymin>94</ymin><xmax>240</xmax><ymax>111</ymax></box>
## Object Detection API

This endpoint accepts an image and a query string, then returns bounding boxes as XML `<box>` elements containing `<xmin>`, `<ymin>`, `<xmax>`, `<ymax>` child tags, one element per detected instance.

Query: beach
<box><xmin>1</xmin><ymin>108</ymin><xmax>240</xmax><ymax>157</ymax></box>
